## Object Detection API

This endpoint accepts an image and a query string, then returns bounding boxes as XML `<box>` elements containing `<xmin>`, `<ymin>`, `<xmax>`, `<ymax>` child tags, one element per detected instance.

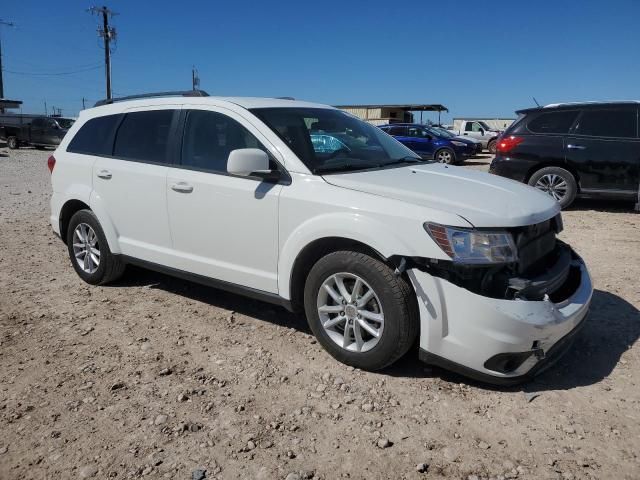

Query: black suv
<box><xmin>489</xmin><ymin>101</ymin><xmax>639</xmax><ymax>208</ymax></box>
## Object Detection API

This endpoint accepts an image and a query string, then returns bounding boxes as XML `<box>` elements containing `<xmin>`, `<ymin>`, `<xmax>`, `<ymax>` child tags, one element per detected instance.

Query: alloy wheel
<box><xmin>72</xmin><ymin>223</ymin><xmax>100</xmax><ymax>274</ymax></box>
<box><xmin>316</xmin><ymin>272</ymin><xmax>384</xmax><ymax>353</ymax></box>
<box><xmin>535</xmin><ymin>174</ymin><xmax>568</xmax><ymax>201</ymax></box>
<box><xmin>437</xmin><ymin>150</ymin><xmax>452</xmax><ymax>163</ymax></box>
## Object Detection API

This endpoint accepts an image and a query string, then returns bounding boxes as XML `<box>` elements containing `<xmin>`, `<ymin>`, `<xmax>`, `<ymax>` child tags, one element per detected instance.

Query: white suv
<box><xmin>49</xmin><ymin>92</ymin><xmax>593</xmax><ymax>384</ymax></box>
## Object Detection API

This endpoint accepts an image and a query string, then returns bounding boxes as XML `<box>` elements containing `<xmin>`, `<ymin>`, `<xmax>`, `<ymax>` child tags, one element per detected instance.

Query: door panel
<box><xmin>165</xmin><ymin>107</ymin><xmax>283</xmax><ymax>293</ymax></box>
<box><xmin>166</xmin><ymin>169</ymin><xmax>282</xmax><ymax>292</ymax></box>
<box><xmin>565</xmin><ymin>107</ymin><xmax>639</xmax><ymax>193</ymax></box>
<box><xmin>92</xmin><ymin>158</ymin><xmax>172</xmax><ymax>262</ymax></box>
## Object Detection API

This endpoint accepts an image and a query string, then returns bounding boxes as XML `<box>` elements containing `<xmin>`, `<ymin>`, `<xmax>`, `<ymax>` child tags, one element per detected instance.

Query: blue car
<box><xmin>379</xmin><ymin>123</ymin><xmax>476</xmax><ymax>164</ymax></box>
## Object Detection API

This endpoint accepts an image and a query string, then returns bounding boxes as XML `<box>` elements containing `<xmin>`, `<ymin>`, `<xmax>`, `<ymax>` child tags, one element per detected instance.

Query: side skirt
<box><xmin>118</xmin><ymin>255</ymin><xmax>294</xmax><ymax>312</ymax></box>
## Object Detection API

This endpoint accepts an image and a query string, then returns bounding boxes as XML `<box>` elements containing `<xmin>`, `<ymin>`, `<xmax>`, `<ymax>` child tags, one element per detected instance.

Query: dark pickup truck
<box><xmin>0</xmin><ymin>114</ymin><xmax>75</xmax><ymax>149</ymax></box>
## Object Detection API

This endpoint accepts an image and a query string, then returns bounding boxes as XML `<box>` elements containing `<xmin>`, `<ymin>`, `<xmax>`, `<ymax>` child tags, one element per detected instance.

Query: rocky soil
<box><xmin>1</xmin><ymin>149</ymin><xmax>638</xmax><ymax>479</ymax></box>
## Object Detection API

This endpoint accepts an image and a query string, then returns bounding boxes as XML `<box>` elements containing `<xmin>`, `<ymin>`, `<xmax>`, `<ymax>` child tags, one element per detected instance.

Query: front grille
<box><xmin>512</xmin><ymin>215</ymin><xmax>562</xmax><ymax>275</ymax></box>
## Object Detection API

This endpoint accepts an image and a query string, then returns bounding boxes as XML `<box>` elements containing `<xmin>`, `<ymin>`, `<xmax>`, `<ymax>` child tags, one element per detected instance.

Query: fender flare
<box><xmin>278</xmin><ymin>212</ymin><xmax>415</xmax><ymax>300</ymax></box>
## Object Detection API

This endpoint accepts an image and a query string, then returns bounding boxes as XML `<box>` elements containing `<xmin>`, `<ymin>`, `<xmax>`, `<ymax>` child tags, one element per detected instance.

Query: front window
<box><xmin>430</xmin><ymin>127</ymin><xmax>455</xmax><ymax>138</ymax></box>
<box><xmin>478</xmin><ymin>121</ymin><xmax>493</xmax><ymax>131</ymax></box>
<box><xmin>250</xmin><ymin>108</ymin><xmax>420</xmax><ymax>174</ymax></box>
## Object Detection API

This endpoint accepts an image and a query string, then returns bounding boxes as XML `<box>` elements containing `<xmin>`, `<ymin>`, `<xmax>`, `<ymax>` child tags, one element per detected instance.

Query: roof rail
<box><xmin>94</xmin><ymin>90</ymin><xmax>209</xmax><ymax>107</ymax></box>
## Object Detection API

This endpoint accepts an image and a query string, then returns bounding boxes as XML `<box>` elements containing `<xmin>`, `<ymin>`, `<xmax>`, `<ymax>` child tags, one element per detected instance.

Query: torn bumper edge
<box><xmin>407</xmin><ymin>252</ymin><xmax>593</xmax><ymax>384</ymax></box>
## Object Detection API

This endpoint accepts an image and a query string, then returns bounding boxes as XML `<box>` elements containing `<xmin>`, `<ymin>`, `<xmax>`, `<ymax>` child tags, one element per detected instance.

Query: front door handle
<box><xmin>567</xmin><ymin>144</ymin><xmax>586</xmax><ymax>150</ymax></box>
<box><xmin>96</xmin><ymin>170</ymin><xmax>112</xmax><ymax>179</ymax></box>
<box><xmin>171</xmin><ymin>182</ymin><xmax>194</xmax><ymax>193</ymax></box>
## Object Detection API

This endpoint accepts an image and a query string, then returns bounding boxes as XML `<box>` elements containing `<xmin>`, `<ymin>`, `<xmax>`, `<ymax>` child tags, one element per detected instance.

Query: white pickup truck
<box><xmin>448</xmin><ymin>120</ymin><xmax>500</xmax><ymax>153</ymax></box>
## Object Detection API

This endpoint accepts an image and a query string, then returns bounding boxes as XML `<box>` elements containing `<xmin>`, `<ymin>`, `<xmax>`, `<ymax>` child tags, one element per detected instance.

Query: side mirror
<box><xmin>479</xmin><ymin>128</ymin><xmax>485</xmax><ymax>135</ymax></box>
<box><xmin>227</xmin><ymin>148</ymin><xmax>270</xmax><ymax>177</ymax></box>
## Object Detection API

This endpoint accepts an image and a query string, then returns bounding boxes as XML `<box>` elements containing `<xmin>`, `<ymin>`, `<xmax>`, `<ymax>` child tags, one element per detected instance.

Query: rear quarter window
<box><xmin>67</xmin><ymin>114</ymin><xmax>122</xmax><ymax>155</ymax></box>
<box><xmin>527</xmin><ymin>110</ymin><xmax>579</xmax><ymax>134</ymax></box>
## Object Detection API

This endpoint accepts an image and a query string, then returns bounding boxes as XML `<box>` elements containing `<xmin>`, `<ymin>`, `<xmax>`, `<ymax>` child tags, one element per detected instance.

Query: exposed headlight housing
<box><xmin>424</xmin><ymin>223</ymin><xmax>517</xmax><ymax>264</ymax></box>
<box><xmin>451</xmin><ymin>141</ymin><xmax>468</xmax><ymax>147</ymax></box>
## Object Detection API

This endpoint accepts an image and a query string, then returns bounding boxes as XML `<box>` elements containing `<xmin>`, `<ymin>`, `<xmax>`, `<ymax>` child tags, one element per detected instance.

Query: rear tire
<box><xmin>303</xmin><ymin>251</ymin><xmax>418</xmax><ymax>371</ymax></box>
<box><xmin>7</xmin><ymin>136</ymin><xmax>18</xmax><ymax>149</ymax></box>
<box><xmin>435</xmin><ymin>148</ymin><xmax>456</xmax><ymax>164</ymax></box>
<box><xmin>487</xmin><ymin>139</ymin><xmax>497</xmax><ymax>154</ymax></box>
<box><xmin>528</xmin><ymin>166</ymin><xmax>577</xmax><ymax>209</ymax></box>
<box><xmin>66</xmin><ymin>209</ymin><xmax>126</xmax><ymax>285</ymax></box>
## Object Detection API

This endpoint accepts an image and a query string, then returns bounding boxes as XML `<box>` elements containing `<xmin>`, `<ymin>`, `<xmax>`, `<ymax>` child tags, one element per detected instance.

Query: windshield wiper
<box><xmin>386</xmin><ymin>156</ymin><xmax>424</xmax><ymax>165</ymax></box>
<box><xmin>314</xmin><ymin>163</ymin><xmax>381</xmax><ymax>174</ymax></box>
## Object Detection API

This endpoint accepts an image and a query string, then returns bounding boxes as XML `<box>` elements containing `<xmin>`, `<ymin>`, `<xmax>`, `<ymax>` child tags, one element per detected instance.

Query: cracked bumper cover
<box><xmin>408</xmin><ymin>251</ymin><xmax>592</xmax><ymax>384</ymax></box>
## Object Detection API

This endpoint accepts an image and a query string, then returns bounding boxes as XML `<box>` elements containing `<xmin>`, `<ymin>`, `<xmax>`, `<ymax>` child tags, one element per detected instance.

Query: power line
<box><xmin>4</xmin><ymin>64</ymin><xmax>103</xmax><ymax>76</ymax></box>
<box><xmin>88</xmin><ymin>6</ymin><xmax>118</xmax><ymax>101</ymax></box>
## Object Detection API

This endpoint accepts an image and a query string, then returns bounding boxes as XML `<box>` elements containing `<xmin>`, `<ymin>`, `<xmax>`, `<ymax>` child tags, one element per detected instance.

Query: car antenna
<box><xmin>532</xmin><ymin>96</ymin><xmax>541</xmax><ymax>107</ymax></box>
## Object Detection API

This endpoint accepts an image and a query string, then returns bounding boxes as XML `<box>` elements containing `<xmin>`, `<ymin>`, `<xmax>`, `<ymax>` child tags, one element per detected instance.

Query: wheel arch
<box><xmin>59</xmin><ymin>199</ymin><xmax>91</xmax><ymax>244</ymax></box>
<box><xmin>287</xmin><ymin>237</ymin><xmax>389</xmax><ymax>312</ymax></box>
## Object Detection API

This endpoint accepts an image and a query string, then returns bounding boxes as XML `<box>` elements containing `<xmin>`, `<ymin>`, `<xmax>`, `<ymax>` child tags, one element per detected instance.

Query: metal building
<box><xmin>336</xmin><ymin>104</ymin><xmax>448</xmax><ymax>126</ymax></box>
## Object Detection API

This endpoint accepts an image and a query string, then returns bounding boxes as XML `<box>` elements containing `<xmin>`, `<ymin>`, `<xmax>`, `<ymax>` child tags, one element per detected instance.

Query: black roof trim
<box><xmin>94</xmin><ymin>90</ymin><xmax>209</xmax><ymax>107</ymax></box>
<box><xmin>516</xmin><ymin>100</ymin><xmax>640</xmax><ymax>114</ymax></box>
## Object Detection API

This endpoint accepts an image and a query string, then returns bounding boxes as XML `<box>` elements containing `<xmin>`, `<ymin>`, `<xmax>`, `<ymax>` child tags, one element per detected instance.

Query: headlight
<box><xmin>424</xmin><ymin>223</ymin><xmax>517</xmax><ymax>264</ymax></box>
<box><xmin>451</xmin><ymin>141</ymin><xmax>468</xmax><ymax>147</ymax></box>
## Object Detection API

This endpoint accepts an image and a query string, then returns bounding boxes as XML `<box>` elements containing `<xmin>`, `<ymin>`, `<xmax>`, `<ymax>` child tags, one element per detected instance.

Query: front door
<box><xmin>405</xmin><ymin>125</ymin><xmax>434</xmax><ymax>157</ymax></box>
<box><xmin>92</xmin><ymin>107</ymin><xmax>178</xmax><ymax>264</ymax></box>
<box><xmin>166</xmin><ymin>107</ymin><xmax>282</xmax><ymax>293</ymax></box>
<box><xmin>565</xmin><ymin>106</ymin><xmax>639</xmax><ymax>195</ymax></box>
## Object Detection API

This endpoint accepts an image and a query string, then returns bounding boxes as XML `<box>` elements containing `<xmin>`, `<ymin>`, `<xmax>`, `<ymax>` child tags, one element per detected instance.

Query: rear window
<box><xmin>113</xmin><ymin>110</ymin><xmax>176</xmax><ymax>163</ymax></box>
<box><xmin>573</xmin><ymin>109</ymin><xmax>637</xmax><ymax>138</ymax></box>
<box><xmin>67</xmin><ymin>114</ymin><xmax>122</xmax><ymax>156</ymax></box>
<box><xmin>527</xmin><ymin>111</ymin><xmax>579</xmax><ymax>134</ymax></box>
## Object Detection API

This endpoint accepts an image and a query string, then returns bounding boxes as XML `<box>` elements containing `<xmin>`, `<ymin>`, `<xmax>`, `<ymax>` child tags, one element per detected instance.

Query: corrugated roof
<box><xmin>335</xmin><ymin>104</ymin><xmax>448</xmax><ymax>112</ymax></box>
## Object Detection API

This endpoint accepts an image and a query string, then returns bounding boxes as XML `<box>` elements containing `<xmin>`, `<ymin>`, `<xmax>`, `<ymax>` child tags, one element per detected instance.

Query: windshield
<box><xmin>429</xmin><ymin>126</ymin><xmax>456</xmax><ymax>138</ymax></box>
<box><xmin>478</xmin><ymin>121</ymin><xmax>493</xmax><ymax>131</ymax></box>
<box><xmin>55</xmin><ymin>118</ymin><xmax>75</xmax><ymax>129</ymax></box>
<box><xmin>250</xmin><ymin>108</ymin><xmax>421</xmax><ymax>174</ymax></box>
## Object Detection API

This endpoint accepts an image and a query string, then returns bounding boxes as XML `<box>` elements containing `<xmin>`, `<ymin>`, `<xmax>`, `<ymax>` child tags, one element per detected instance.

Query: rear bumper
<box><xmin>489</xmin><ymin>155</ymin><xmax>534</xmax><ymax>183</ymax></box>
<box><xmin>408</xmin><ymin>250</ymin><xmax>592</xmax><ymax>385</ymax></box>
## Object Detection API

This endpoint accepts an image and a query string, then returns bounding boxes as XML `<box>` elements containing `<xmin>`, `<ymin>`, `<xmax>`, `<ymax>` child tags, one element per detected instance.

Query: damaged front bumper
<box><xmin>408</xmin><ymin>250</ymin><xmax>592</xmax><ymax>385</ymax></box>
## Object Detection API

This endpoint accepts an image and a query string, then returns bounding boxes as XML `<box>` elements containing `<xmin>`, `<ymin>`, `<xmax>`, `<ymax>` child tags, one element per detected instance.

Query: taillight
<box><xmin>47</xmin><ymin>155</ymin><xmax>56</xmax><ymax>173</ymax></box>
<box><xmin>496</xmin><ymin>136</ymin><xmax>523</xmax><ymax>153</ymax></box>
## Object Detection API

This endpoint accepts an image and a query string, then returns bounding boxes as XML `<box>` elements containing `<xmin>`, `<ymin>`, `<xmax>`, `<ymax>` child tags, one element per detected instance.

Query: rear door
<box><xmin>92</xmin><ymin>107</ymin><xmax>178</xmax><ymax>264</ymax></box>
<box><xmin>565</xmin><ymin>106</ymin><xmax>639</xmax><ymax>195</ymax></box>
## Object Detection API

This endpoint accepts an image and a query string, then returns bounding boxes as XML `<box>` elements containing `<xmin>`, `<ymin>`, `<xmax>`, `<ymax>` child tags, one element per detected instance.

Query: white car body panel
<box><xmin>323</xmin><ymin>163</ymin><xmax>560</xmax><ymax>228</ymax></box>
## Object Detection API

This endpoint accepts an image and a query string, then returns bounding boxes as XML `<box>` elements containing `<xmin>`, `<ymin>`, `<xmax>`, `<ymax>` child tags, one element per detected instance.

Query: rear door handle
<box><xmin>567</xmin><ymin>144</ymin><xmax>586</xmax><ymax>150</ymax></box>
<box><xmin>171</xmin><ymin>182</ymin><xmax>194</xmax><ymax>193</ymax></box>
<box><xmin>96</xmin><ymin>170</ymin><xmax>112</xmax><ymax>179</ymax></box>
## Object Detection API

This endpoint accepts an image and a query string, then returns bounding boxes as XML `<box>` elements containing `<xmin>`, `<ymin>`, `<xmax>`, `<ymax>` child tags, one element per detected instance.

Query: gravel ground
<box><xmin>1</xmin><ymin>148</ymin><xmax>639</xmax><ymax>480</ymax></box>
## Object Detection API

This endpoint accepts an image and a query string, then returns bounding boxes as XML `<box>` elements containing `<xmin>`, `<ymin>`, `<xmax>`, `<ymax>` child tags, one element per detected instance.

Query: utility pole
<box><xmin>192</xmin><ymin>66</ymin><xmax>200</xmax><ymax>91</ymax></box>
<box><xmin>88</xmin><ymin>6</ymin><xmax>117</xmax><ymax>100</ymax></box>
<box><xmin>0</xmin><ymin>19</ymin><xmax>16</xmax><ymax>110</ymax></box>
<box><xmin>82</xmin><ymin>97</ymin><xmax>86</xmax><ymax>109</ymax></box>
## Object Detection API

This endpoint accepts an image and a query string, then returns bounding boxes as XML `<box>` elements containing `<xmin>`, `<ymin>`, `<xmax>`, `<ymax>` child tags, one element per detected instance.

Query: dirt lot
<box><xmin>1</xmin><ymin>149</ymin><xmax>639</xmax><ymax>480</ymax></box>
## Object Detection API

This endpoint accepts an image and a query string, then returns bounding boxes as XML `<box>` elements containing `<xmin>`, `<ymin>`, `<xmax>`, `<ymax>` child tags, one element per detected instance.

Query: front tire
<box><xmin>528</xmin><ymin>166</ymin><xmax>577</xmax><ymax>209</ymax></box>
<box><xmin>435</xmin><ymin>148</ymin><xmax>456</xmax><ymax>164</ymax></box>
<box><xmin>7</xmin><ymin>136</ymin><xmax>18</xmax><ymax>149</ymax></box>
<box><xmin>66</xmin><ymin>209</ymin><xmax>126</xmax><ymax>285</ymax></box>
<box><xmin>487</xmin><ymin>139</ymin><xmax>497</xmax><ymax>154</ymax></box>
<box><xmin>304</xmin><ymin>251</ymin><xmax>418</xmax><ymax>371</ymax></box>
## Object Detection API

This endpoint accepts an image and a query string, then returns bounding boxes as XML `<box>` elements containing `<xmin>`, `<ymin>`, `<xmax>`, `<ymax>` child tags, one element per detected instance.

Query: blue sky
<box><xmin>2</xmin><ymin>0</ymin><xmax>639</xmax><ymax>121</ymax></box>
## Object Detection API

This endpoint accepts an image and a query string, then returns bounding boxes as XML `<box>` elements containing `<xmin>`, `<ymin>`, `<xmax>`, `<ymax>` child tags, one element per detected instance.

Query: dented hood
<box><xmin>323</xmin><ymin>163</ymin><xmax>560</xmax><ymax>228</ymax></box>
